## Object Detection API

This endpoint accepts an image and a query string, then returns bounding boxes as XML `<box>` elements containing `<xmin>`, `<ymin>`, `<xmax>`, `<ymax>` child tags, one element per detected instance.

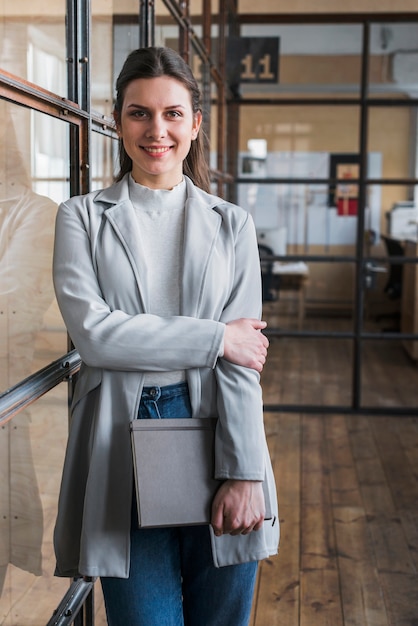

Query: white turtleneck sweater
<box><xmin>128</xmin><ymin>174</ymin><xmax>187</xmax><ymax>387</ymax></box>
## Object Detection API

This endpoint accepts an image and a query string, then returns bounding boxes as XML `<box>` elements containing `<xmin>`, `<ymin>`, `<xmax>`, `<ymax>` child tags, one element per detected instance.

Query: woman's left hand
<box><xmin>211</xmin><ymin>480</ymin><xmax>265</xmax><ymax>536</ymax></box>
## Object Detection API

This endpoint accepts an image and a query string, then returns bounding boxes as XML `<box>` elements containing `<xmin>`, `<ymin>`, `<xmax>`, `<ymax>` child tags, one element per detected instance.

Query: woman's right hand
<box><xmin>223</xmin><ymin>318</ymin><xmax>269</xmax><ymax>372</ymax></box>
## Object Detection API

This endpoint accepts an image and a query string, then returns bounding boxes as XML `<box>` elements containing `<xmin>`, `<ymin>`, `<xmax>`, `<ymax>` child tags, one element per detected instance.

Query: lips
<box><xmin>142</xmin><ymin>146</ymin><xmax>171</xmax><ymax>154</ymax></box>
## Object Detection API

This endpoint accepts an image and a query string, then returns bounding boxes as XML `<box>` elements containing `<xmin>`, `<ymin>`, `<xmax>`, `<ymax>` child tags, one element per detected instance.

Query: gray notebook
<box><xmin>130</xmin><ymin>417</ymin><xmax>272</xmax><ymax>528</ymax></box>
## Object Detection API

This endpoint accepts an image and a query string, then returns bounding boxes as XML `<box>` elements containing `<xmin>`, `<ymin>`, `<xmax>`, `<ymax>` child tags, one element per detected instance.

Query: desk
<box><xmin>401</xmin><ymin>239</ymin><xmax>418</xmax><ymax>360</ymax></box>
<box><xmin>269</xmin><ymin>261</ymin><xmax>309</xmax><ymax>329</ymax></box>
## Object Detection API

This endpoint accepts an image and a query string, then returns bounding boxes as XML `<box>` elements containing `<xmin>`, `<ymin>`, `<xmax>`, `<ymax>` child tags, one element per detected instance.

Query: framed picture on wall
<box><xmin>328</xmin><ymin>153</ymin><xmax>360</xmax><ymax>215</ymax></box>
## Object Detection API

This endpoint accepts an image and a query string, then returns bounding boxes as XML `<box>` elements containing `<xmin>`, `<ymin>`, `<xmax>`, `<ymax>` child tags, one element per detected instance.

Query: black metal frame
<box><xmin>139</xmin><ymin>0</ymin><xmax>155</xmax><ymax>47</ymax></box>
<box><xmin>66</xmin><ymin>0</ymin><xmax>91</xmax><ymax>197</ymax></box>
<box><xmin>233</xmin><ymin>17</ymin><xmax>418</xmax><ymax>416</ymax></box>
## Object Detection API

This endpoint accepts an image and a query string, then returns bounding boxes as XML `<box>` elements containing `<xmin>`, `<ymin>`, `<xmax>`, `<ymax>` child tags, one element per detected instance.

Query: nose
<box><xmin>145</xmin><ymin>116</ymin><xmax>167</xmax><ymax>140</ymax></box>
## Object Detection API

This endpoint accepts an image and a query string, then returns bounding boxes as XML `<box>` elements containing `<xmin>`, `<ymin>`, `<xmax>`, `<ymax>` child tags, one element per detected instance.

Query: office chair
<box><xmin>378</xmin><ymin>235</ymin><xmax>404</xmax><ymax>331</ymax></box>
<box><xmin>258</xmin><ymin>244</ymin><xmax>278</xmax><ymax>302</ymax></box>
<box><xmin>381</xmin><ymin>235</ymin><xmax>404</xmax><ymax>300</ymax></box>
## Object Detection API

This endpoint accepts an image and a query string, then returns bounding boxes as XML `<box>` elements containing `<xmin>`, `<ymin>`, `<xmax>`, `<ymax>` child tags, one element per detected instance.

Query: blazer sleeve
<box><xmin>214</xmin><ymin>212</ymin><xmax>266</xmax><ymax>481</ymax></box>
<box><xmin>53</xmin><ymin>201</ymin><xmax>224</xmax><ymax>372</ymax></box>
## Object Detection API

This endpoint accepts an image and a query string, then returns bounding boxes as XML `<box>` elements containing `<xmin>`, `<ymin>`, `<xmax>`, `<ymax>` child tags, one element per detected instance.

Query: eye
<box><xmin>166</xmin><ymin>110</ymin><xmax>182</xmax><ymax>119</ymax></box>
<box><xmin>130</xmin><ymin>109</ymin><xmax>148</xmax><ymax>119</ymax></box>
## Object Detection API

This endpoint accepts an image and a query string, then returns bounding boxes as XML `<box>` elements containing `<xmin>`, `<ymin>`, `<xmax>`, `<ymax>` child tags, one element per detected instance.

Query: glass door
<box><xmin>234</xmin><ymin>20</ymin><xmax>418</xmax><ymax>414</ymax></box>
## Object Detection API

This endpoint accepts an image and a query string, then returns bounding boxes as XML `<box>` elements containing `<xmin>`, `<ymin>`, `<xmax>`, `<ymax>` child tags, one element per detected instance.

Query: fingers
<box><xmin>249</xmin><ymin>319</ymin><xmax>267</xmax><ymax>331</ymax></box>
<box><xmin>211</xmin><ymin>505</ymin><xmax>224</xmax><ymax>537</ymax></box>
<box><xmin>211</xmin><ymin>480</ymin><xmax>265</xmax><ymax>537</ymax></box>
<box><xmin>249</xmin><ymin>319</ymin><xmax>269</xmax><ymax>350</ymax></box>
<box><xmin>223</xmin><ymin>318</ymin><xmax>269</xmax><ymax>371</ymax></box>
<box><xmin>212</xmin><ymin>510</ymin><xmax>264</xmax><ymax>537</ymax></box>
<box><xmin>252</xmin><ymin>326</ymin><xmax>269</xmax><ymax>372</ymax></box>
<box><xmin>242</xmin><ymin>346</ymin><xmax>268</xmax><ymax>374</ymax></box>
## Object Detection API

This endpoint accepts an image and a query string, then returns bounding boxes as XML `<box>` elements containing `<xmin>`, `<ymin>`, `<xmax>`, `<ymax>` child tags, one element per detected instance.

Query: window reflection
<box><xmin>0</xmin><ymin>389</ymin><xmax>70</xmax><ymax>619</ymax></box>
<box><xmin>0</xmin><ymin>12</ymin><xmax>66</xmax><ymax>95</ymax></box>
<box><xmin>0</xmin><ymin>101</ymin><xmax>63</xmax><ymax>390</ymax></box>
<box><xmin>0</xmin><ymin>100</ymin><xmax>68</xmax><ymax>592</ymax></box>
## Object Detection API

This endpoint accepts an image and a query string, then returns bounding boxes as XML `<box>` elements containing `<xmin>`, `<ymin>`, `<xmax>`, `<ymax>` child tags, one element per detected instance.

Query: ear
<box><xmin>113</xmin><ymin>110</ymin><xmax>122</xmax><ymax>136</ymax></box>
<box><xmin>191</xmin><ymin>110</ymin><xmax>203</xmax><ymax>140</ymax></box>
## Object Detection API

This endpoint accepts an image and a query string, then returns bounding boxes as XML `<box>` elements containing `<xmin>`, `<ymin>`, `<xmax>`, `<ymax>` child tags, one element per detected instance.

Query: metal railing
<box><xmin>46</xmin><ymin>577</ymin><xmax>96</xmax><ymax>626</ymax></box>
<box><xmin>0</xmin><ymin>350</ymin><xmax>94</xmax><ymax>625</ymax></box>
<box><xmin>0</xmin><ymin>350</ymin><xmax>81</xmax><ymax>426</ymax></box>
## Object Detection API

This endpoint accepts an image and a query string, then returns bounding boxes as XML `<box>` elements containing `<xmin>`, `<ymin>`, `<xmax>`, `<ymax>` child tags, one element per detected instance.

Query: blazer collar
<box><xmin>182</xmin><ymin>179</ymin><xmax>222</xmax><ymax>317</ymax></box>
<box><xmin>97</xmin><ymin>175</ymin><xmax>223</xmax><ymax>317</ymax></box>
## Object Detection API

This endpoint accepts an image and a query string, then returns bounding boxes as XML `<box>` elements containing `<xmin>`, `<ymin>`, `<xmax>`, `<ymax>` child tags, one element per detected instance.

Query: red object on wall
<box><xmin>337</xmin><ymin>198</ymin><xmax>358</xmax><ymax>216</ymax></box>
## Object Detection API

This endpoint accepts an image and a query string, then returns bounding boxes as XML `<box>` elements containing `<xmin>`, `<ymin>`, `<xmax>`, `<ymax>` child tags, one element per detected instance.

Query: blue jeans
<box><xmin>101</xmin><ymin>383</ymin><xmax>258</xmax><ymax>626</ymax></box>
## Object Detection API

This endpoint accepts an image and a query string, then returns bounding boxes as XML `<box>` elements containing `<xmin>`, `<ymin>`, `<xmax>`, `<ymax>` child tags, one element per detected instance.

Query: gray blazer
<box><xmin>52</xmin><ymin>174</ymin><xmax>279</xmax><ymax>577</ymax></box>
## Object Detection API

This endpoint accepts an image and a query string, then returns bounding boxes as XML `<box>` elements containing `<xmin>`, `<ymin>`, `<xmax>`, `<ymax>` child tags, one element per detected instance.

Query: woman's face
<box><xmin>115</xmin><ymin>75</ymin><xmax>202</xmax><ymax>190</ymax></box>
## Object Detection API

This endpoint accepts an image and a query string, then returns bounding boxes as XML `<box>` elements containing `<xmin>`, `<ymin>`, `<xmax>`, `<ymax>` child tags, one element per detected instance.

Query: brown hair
<box><xmin>113</xmin><ymin>46</ymin><xmax>211</xmax><ymax>193</ymax></box>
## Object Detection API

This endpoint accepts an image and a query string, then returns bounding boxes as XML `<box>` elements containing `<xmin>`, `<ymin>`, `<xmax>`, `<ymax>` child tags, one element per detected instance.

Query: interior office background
<box><xmin>0</xmin><ymin>0</ymin><xmax>418</xmax><ymax>623</ymax></box>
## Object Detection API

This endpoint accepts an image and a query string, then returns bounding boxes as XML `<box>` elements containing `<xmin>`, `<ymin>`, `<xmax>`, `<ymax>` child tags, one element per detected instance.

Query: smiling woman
<box><xmin>114</xmin><ymin>75</ymin><xmax>202</xmax><ymax>189</ymax></box>
<box><xmin>52</xmin><ymin>46</ymin><xmax>279</xmax><ymax>626</ymax></box>
<box><xmin>112</xmin><ymin>47</ymin><xmax>211</xmax><ymax>193</ymax></box>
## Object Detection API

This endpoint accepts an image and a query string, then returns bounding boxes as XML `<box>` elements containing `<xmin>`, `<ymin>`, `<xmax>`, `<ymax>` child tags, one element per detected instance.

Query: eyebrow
<box><xmin>126</xmin><ymin>103</ymin><xmax>187</xmax><ymax>111</ymax></box>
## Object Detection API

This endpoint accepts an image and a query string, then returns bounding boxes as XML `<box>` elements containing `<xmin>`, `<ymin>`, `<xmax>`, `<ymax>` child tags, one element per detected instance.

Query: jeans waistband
<box><xmin>141</xmin><ymin>382</ymin><xmax>189</xmax><ymax>402</ymax></box>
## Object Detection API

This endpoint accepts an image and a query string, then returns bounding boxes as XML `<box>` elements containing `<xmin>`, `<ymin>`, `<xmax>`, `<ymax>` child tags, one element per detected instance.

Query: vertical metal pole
<box><xmin>178</xmin><ymin>0</ymin><xmax>190</xmax><ymax>62</ymax></box>
<box><xmin>79</xmin><ymin>0</ymin><xmax>91</xmax><ymax>194</ymax></box>
<box><xmin>139</xmin><ymin>0</ymin><xmax>155</xmax><ymax>48</ymax></box>
<box><xmin>84</xmin><ymin>582</ymin><xmax>95</xmax><ymax>626</ymax></box>
<box><xmin>78</xmin><ymin>0</ymin><xmax>90</xmax><ymax>115</ymax></box>
<box><xmin>66</xmin><ymin>0</ymin><xmax>91</xmax><ymax>196</ymax></box>
<box><xmin>217</xmin><ymin>0</ymin><xmax>227</xmax><ymax>197</ymax></box>
<box><xmin>202</xmin><ymin>0</ymin><xmax>211</xmax><ymax>55</ymax></box>
<box><xmin>66</xmin><ymin>0</ymin><xmax>77</xmax><ymax>104</ymax></box>
<box><xmin>225</xmin><ymin>0</ymin><xmax>239</xmax><ymax>203</ymax></box>
<box><xmin>66</xmin><ymin>0</ymin><xmax>80</xmax><ymax>198</ymax></box>
<box><xmin>352</xmin><ymin>21</ymin><xmax>370</xmax><ymax>410</ymax></box>
<box><xmin>202</xmin><ymin>0</ymin><xmax>211</xmax><ymax>174</ymax></box>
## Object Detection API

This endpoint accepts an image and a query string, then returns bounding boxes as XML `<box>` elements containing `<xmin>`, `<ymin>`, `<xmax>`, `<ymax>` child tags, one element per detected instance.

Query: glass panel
<box><xmin>237</xmin><ymin>105</ymin><xmax>363</xmax><ymax>296</ymax></box>
<box><xmin>368</xmin><ymin>106</ymin><xmax>417</xmax><ymax>180</ymax></box>
<box><xmin>262</xmin><ymin>261</ymin><xmax>355</xmax><ymax>333</ymax></box>
<box><xmin>363</xmin><ymin>184</ymin><xmax>418</xmax><ymax>335</ymax></box>
<box><xmin>0</xmin><ymin>3</ymin><xmax>66</xmax><ymax>96</ymax></box>
<box><xmin>241</xmin><ymin>181</ymin><xmax>362</xmax><ymax>250</ymax></box>
<box><xmin>262</xmin><ymin>336</ymin><xmax>353</xmax><ymax>407</ymax></box>
<box><xmin>189</xmin><ymin>0</ymin><xmax>203</xmax><ymax>14</ymax></box>
<box><xmin>239</xmin><ymin>24</ymin><xmax>362</xmax><ymax>99</ymax></box>
<box><xmin>91</xmin><ymin>128</ymin><xmax>118</xmax><ymax>191</ymax></box>
<box><xmin>0</xmin><ymin>100</ymin><xmax>69</xmax><ymax>391</ymax></box>
<box><xmin>155</xmin><ymin>0</ymin><xmax>180</xmax><ymax>48</ymax></box>
<box><xmin>91</xmin><ymin>0</ymin><xmax>141</xmax><ymax>117</ymax></box>
<box><xmin>0</xmin><ymin>387</ymin><xmax>71</xmax><ymax>624</ymax></box>
<box><xmin>361</xmin><ymin>339</ymin><xmax>417</xmax><ymax>409</ymax></box>
<box><xmin>93</xmin><ymin>0</ymin><xmax>213</xmax><ymax>117</ymax></box>
<box><xmin>237</xmin><ymin>105</ymin><xmax>360</xmax><ymax>180</ymax></box>
<box><xmin>369</xmin><ymin>23</ymin><xmax>418</xmax><ymax>98</ymax></box>
<box><xmin>91</xmin><ymin>12</ymin><xmax>115</xmax><ymax>116</ymax></box>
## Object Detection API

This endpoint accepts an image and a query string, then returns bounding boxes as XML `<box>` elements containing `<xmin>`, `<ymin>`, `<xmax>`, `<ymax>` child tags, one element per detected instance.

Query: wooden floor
<box><xmin>251</xmin><ymin>411</ymin><xmax>418</xmax><ymax>626</ymax></box>
<box><xmin>250</xmin><ymin>311</ymin><xmax>418</xmax><ymax>626</ymax></box>
<box><xmin>1</xmin><ymin>310</ymin><xmax>417</xmax><ymax>625</ymax></box>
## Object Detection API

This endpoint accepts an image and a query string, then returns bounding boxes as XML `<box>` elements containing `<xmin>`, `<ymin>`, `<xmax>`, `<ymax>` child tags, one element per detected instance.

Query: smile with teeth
<box><xmin>143</xmin><ymin>146</ymin><xmax>171</xmax><ymax>154</ymax></box>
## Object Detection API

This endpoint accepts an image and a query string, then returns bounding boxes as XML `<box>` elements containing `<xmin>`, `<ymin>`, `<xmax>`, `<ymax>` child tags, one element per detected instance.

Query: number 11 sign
<box><xmin>226</xmin><ymin>37</ymin><xmax>279</xmax><ymax>86</ymax></box>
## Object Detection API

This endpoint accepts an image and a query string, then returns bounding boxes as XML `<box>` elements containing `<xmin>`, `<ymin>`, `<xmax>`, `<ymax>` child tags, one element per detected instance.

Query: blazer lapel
<box><xmin>105</xmin><ymin>198</ymin><xmax>150</xmax><ymax>312</ymax></box>
<box><xmin>181</xmin><ymin>189</ymin><xmax>221</xmax><ymax>317</ymax></box>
